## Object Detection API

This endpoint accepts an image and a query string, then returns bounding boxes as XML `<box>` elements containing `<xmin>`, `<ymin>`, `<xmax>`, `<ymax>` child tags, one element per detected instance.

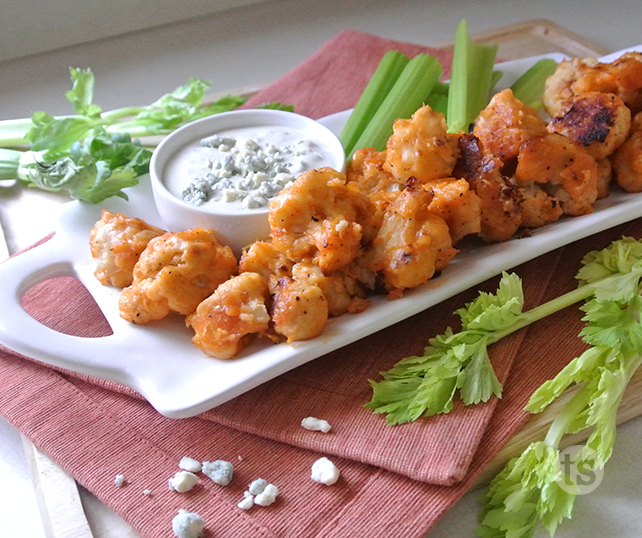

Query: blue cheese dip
<box><xmin>164</xmin><ymin>125</ymin><xmax>333</xmax><ymax>210</ymax></box>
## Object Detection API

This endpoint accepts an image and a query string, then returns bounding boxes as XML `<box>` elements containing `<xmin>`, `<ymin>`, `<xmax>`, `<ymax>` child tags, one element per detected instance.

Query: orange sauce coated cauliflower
<box><xmin>90</xmin><ymin>209</ymin><xmax>165</xmax><ymax>288</ymax></box>
<box><xmin>119</xmin><ymin>228</ymin><xmax>237</xmax><ymax>324</ymax></box>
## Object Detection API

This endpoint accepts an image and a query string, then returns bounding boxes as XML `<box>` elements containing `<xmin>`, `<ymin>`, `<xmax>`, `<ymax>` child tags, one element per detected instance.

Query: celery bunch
<box><xmin>340</xmin><ymin>20</ymin><xmax>501</xmax><ymax>160</ymax></box>
<box><xmin>0</xmin><ymin>68</ymin><xmax>276</xmax><ymax>203</ymax></box>
<box><xmin>478</xmin><ymin>237</ymin><xmax>642</xmax><ymax>537</ymax></box>
<box><xmin>340</xmin><ymin>52</ymin><xmax>442</xmax><ymax>160</ymax></box>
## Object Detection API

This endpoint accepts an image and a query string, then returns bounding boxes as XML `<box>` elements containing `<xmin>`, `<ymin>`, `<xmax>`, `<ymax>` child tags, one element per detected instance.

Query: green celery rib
<box><xmin>490</xmin><ymin>69</ymin><xmax>503</xmax><ymax>89</ymax></box>
<box><xmin>446</xmin><ymin>19</ymin><xmax>498</xmax><ymax>133</ymax></box>
<box><xmin>0</xmin><ymin>148</ymin><xmax>34</xmax><ymax>181</ymax></box>
<box><xmin>0</xmin><ymin>148</ymin><xmax>21</xmax><ymax>179</ymax></box>
<box><xmin>425</xmin><ymin>81</ymin><xmax>450</xmax><ymax>117</ymax></box>
<box><xmin>348</xmin><ymin>53</ymin><xmax>442</xmax><ymax>160</ymax></box>
<box><xmin>510</xmin><ymin>58</ymin><xmax>559</xmax><ymax>110</ymax></box>
<box><xmin>426</xmin><ymin>70</ymin><xmax>501</xmax><ymax>120</ymax></box>
<box><xmin>340</xmin><ymin>50</ymin><xmax>410</xmax><ymax>157</ymax></box>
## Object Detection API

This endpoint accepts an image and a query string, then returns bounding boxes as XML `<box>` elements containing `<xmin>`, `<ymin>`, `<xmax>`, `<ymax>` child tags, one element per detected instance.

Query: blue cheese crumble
<box><xmin>172</xmin><ymin>509</ymin><xmax>204</xmax><ymax>538</ymax></box>
<box><xmin>301</xmin><ymin>416</ymin><xmax>332</xmax><ymax>433</ymax></box>
<box><xmin>180</xmin><ymin>128</ymin><xmax>327</xmax><ymax>209</ymax></box>
<box><xmin>311</xmin><ymin>457</ymin><xmax>340</xmax><ymax>486</ymax></box>
<box><xmin>168</xmin><ymin>471</ymin><xmax>199</xmax><ymax>493</ymax></box>
<box><xmin>237</xmin><ymin>478</ymin><xmax>279</xmax><ymax>509</ymax></box>
<box><xmin>202</xmin><ymin>459</ymin><xmax>234</xmax><ymax>486</ymax></box>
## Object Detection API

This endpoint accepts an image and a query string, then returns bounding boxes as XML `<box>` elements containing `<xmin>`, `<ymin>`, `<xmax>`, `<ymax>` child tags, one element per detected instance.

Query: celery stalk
<box><xmin>348</xmin><ymin>53</ymin><xmax>442</xmax><ymax>159</ymax></box>
<box><xmin>490</xmin><ymin>69</ymin><xmax>503</xmax><ymax>89</ymax></box>
<box><xmin>0</xmin><ymin>118</ymin><xmax>36</xmax><ymax>148</ymax></box>
<box><xmin>446</xmin><ymin>19</ymin><xmax>498</xmax><ymax>133</ymax></box>
<box><xmin>510</xmin><ymin>58</ymin><xmax>559</xmax><ymax>110</ymax></box>
<box><xmin>427</xmin><ymin>70</ymin><xmax>501</xmax><ymax>120</ymax></box>
<box><xmin>0</xmin><ymin>148</ymin><xmax>33</xmax><ymax>181</ymax></box>
<box><xmin>426</xmin><ymin>81</ymin><xmax>450</xmax><ymax>117</ymax></box>
<box><xmin>0</xmin><ymin>148</ymin><xmax>21</xmax><ymax>179</ymax></box>
<box><xmin>339</xmin><ymin>50</ymin><xmax>410</xmax><ymax>157</ymax></box>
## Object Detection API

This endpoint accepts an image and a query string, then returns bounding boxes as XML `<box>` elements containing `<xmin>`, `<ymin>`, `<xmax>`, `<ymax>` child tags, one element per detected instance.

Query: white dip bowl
<box><xmin>150</xmin><ymin>109</ymin><xmax>346</xmax><ymax>256</ymax></box>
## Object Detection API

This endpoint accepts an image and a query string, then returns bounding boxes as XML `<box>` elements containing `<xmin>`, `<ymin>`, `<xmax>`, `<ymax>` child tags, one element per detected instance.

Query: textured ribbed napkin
<box><xmin>0</xmin><ymin>29</ymin><xmax>637</xmax><ymax>538</ymax></box>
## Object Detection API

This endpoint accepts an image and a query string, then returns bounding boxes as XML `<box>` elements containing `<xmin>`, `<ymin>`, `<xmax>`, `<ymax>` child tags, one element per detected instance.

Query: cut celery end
<box><xmin>348</xmin><ymin>53</ymin><xmax>442</xmax><ymax>159</ymax></box>
<box><xmin>340</xmin><ymin>50</ymin><xmax>410</xmax><ymax>157</ymax></box>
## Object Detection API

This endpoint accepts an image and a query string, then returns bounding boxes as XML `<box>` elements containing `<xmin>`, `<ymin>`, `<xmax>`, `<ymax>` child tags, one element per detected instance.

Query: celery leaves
<box><xmin>23</xmin><ymin>130</ymin><xmax>149</xmax><ymax>202</ymax></box>
<box><xmin>478</xmin><ymin>442</ymin><xmax>575</xmax><ymax>538</ymax></box>
<box><xmin>366</xmin><ymin>272</ymin><xmax>522</xmax><ymax>424</ymax></box>
<box><xmin>368</xmin><ymin>237</ymin><xmax>642</xmax><ymax>428</ymax></box>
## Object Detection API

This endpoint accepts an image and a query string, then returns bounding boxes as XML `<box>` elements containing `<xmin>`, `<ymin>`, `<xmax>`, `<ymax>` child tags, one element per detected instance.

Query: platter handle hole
<box><xmin>20</xmin><ymin>275</ymin><xmax>113</xmax><ymax>338</ymax></box>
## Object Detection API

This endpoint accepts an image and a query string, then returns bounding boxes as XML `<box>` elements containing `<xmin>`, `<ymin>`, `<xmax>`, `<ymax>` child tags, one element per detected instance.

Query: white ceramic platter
<box><xmin>1</xmin><ymin>49</ymin><xmax>642</xmax><ymax>418</ymax></box>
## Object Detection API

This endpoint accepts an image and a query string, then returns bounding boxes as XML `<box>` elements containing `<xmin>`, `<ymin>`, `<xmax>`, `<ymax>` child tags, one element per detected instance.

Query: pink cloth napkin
<box><xmin>0</xmin><ymin>29</ymin><xmax>638</xmax><ymax>538</ymax></box>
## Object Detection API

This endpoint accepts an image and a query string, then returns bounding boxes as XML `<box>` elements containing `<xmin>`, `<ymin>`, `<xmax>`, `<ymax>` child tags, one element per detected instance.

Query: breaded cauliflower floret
<box><xmin>547</xmin><ymin>91</ymin><xmax>631</xmax><ymax>160</ymax></box>
<box><xmin>269</xmin><ymin>167</ymin><xmax>378</xmax><ymax>275</ymax></box>
<box><xmin>368</xmin><ymin>178</ymin><xmax>458</xmax><ymax>295</ymax></box>
<box><xmin>473</xmin><ymin>88</ymin><xmax>547</xmax><ymax>162</ymax></box>
<box><xmin>291</xmin><ymin>262</ymin><xmax>370</xmax><ymax>318</ymax></box>
<box><xmin>454</xmin><ymin>134</ymin><xmax>523</xmax><ymax>243</ymax></box>
<box><xmin>119</xmin><ymin>228</ymin><xmax>237</xmax><ymax>324</ymax></box>
<box><xmin>612</xmin><ymin>111</ymin><xmax>642</xmax><ymax>192</ymax></box>
<box><xmin>186</xmin><ymin>272</ymin><xmax>270</xmax><ymax>359</ymax></box>
<box><xmin>514</xmin><ymin>133</ymin><xmax>598</xmax><ymax>217</ymax></box>
<box><xmin>427</xmin><ymin>178</ymin><xmax>482</xmax><ymax>244</ymax></box>
<box><xmin>90</xmin><ymin>209</ymin><xmax>165</xmax><ymax>288</ymax></box>
<box><xmin>544</xmin><ymin>52</ymin><xmax>642</xmax><ymax>116</ymax></box>
<box><xmin>383</xmin><ymin>104</ymin><xmax>458</xmax><ymax>184</ymax></box>
<box><xmin>346</xmin><ymin>147</ymin><xmax>403</xmax><ymax>214</ymax></box>
<box><xmin>239</xmin><ymin>240</ymin><xmax>293</xmax><ymax>280</ymax></box>
<box><xmin>270</xmin><ymin>276</ymin><xmax>328</xmax><ymax>343</ymax></box>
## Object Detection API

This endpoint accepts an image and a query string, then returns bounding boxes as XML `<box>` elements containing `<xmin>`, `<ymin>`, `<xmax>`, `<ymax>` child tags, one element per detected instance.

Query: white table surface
<box><xmin>2</xmin><ymin>0</ymin><xmax>642</xmax><ymax>536</ymax></box>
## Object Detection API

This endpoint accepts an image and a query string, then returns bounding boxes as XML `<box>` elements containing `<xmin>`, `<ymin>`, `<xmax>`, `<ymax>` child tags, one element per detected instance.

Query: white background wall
<box><xmin>0</xmin><ymin>0</ymin><xmax>271</xmax><ymax>62</ymax></box>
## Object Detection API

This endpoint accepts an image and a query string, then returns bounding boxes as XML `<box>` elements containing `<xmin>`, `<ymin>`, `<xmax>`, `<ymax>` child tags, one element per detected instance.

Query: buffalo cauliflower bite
<box><xmin>186</xmin><ymin>272</ymin><xmax>271</xmax><ymax>359</ymax></box>
<box><xmin>368</xmin><ymin>178</ymin><xmax>458</xmax><ymax>294</ymax></box>
<box><xmin>595</xmin><ymin>158</ymin><xmax>614</xmax><ymax>199</ymax></box>
<box><xmin>90</xmin><ymin>210</ymin><xmax>165</xmax><ymax>288</ymax></box>
<box><xmin>612</xmin><ymin>111</ymin><xmax>642</xmax><ymax>192</ymax></box>
<box><xmin>291</xmin><ymin>262</ymin><xmax>370</xmax><ymax>317</ymax></box>
<box><xmin>119</xmin><ymin>228</ymin><xmax>237</xmax><ymax>324</ymax></box>
<box><xmin>544</xmin><ymin>52</ymin><xmax>642</xmax><ymax>117</ymax></box>
<box><xmin>543</xmin><ymin>57</ymin><xmax>601</xmax><ymax>117</ymax></box>
<box><xmin>454</xmin><ymin>134</ymin><xmax>523</xmax><ymax>243</ymax></box>
<box><xmin>346</xmin><ymin>147</ymin><xmax>403</xmax><ymax>214</ymax></box>
<box><xmin>514</xmin><ymin>133</ymin><xmax>599</xmax><ymax>217</ymax></box>
<box><xmin>270</xmin><ymin>276</ymin><xmax>329</xmax><ymax>342</ymax></box>
<box><xmin>473</xmin><ymin>88</ymin><xmax>547</xmax><ymax>163</ymax></box>
<box><xmin>517</xmin><ymin>183</ymin><xmax>564</xmax><ymax>229</ymax></box>
<box><xmin>426</xmin><ymin>178</ymin><xmax>482</xmax><ymax>244</ymax></box>
<box><xmin>268</xmin><ymin>167</ymin><xmax>378</xmax><ymax>274</ymax></box>
<box><xmin>546</xmin><ymin>91</ymin><xmax>631</xmax><ymax>160</ymax></box>
<box><xmin>383</xmin><ymin>105</ymin><xmax>458</xmax><ymax>184</ymax></box>
<box><xmin>239</xmin><ymin>241</ymin><xmax>294</xmax><ymax>280</ymax></box>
